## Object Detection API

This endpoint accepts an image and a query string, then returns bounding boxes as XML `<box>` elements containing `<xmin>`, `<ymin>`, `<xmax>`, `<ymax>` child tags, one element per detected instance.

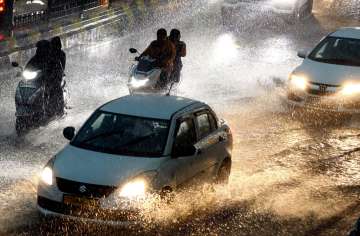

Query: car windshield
<box><xmin>308</xmin><ymin>36</ymin><xmax>360</xmax><ymax>67</ymax></box>
<box><xmin>71</xmin><ymin>111</ymin><xmax>170</xmax><ymax>157</ymax></box>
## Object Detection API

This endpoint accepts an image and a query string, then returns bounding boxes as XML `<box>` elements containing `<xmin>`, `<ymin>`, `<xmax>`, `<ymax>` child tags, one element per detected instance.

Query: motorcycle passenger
<box><xmin>140</xmin><ymin>28</ymin><xmax>176</xmax><ymax>84</ymax></box>
<box><xmin>51</xmin><ymin>36</ymin><xmax>66</xmax><ymax>71</ymax></box>
<box><xmin>168</xmin><ymin>29</ymin><xmax>186</xmax><ymax>83</ymax></box>
<box><xmin>50</xmin><ymin>36</ymin><xmax>66</xmax><ymax>116</ymax></box>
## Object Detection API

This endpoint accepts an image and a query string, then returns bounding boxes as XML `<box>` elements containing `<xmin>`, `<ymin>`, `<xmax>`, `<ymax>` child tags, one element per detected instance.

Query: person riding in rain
<box><xmin>140</xmin><ymin>28</ymin><xmax>176</xmax><ymax>83</ymax></box>
<box><xmin>49</xmin><ymin>36</ymin><xmax>66</xmax><ymax>116</ymax></box>
<box><xmin>168</xmin><ymin>28</ymin><xmax>186</xmax><ymax>82</ymax></box>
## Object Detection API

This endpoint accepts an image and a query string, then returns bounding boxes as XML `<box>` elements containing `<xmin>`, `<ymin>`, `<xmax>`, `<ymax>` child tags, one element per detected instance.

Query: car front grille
<box><xmin>56</xmin><ymin>177</ymin><xmax>116</xmax><ymax>198</ymax></box>
<box><xmin>306</xmin><ymin>82</ymin><xmax>340</xmax><ymax>96</ymax></box>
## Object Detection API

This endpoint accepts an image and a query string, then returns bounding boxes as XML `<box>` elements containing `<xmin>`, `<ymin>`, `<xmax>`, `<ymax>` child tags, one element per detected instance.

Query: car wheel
<box><xmin>215</xmin><ymin>159</ymin><xmax>231</xmax><ymax>185</ymax></box>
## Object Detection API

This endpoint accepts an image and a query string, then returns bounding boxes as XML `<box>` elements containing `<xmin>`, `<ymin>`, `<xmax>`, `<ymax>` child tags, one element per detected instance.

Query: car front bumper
<box><xmin>37</xmin><ymin>196</ymin><xmax>140</xmax><ymax>224</ymax></box>
<box><xmin>37</xmin><ymin>183</ymin><xmax>143</xmax><ymax>224</ymax></box>
<box><xmin>285</xmin><ymin>92</ymin><xmax>360</xmax><ymax>114</ymax></box>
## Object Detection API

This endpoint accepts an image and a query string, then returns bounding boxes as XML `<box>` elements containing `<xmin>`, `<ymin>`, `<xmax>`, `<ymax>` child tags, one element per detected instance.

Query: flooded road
<box><xmin>1</xmin><ymin>1</ymin><xmax>360</xmax><ymax>235</ymax></box>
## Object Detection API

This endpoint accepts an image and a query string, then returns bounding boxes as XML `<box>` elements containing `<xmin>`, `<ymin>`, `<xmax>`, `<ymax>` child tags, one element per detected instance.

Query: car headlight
<box><xmin>118</xmin><ymin>171</ymin><xmax>157</xmax><ymax>199</ymax></box>
<box><xmin>341</xmin><ymin>83</ymin><xmax>360</xmax><ymax>96</ymax></box>
<box><xmin>40</xmin><ymin>158</ymin><xmax>55</xmax><ymax>186</ymax></box>
<box><xmin>119</xmin><ymin>179</ymin><xmax>147</xmax><ymax>198</ymax></box>
<box><xmin>23</xmin><ymin>70</ymin><xmax>39</xmax><ymax>80</ymax></box>
<box><xmin>131</xmin><ymin>78</ymin><xmax>149</xmax><ymax>88</ymax></box>
<box><xmin>289</xmin><ymin>74</ymin><xmax>308</xmax><ymax>91</ymax></box>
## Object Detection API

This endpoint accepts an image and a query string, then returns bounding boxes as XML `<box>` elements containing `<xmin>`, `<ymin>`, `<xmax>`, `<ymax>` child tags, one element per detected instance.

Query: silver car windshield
<box><xmin>309</xmin><ymin>36</ymin><xmax>360</xmax><ymax>67</ymax></box>
<box><xmin>71</xmin><ymin>111</ymin><xmax>170</xmax><ymax>157</ymax></box>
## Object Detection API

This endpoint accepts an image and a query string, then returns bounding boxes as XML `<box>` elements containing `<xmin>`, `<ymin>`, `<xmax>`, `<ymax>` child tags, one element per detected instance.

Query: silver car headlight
<box><xmin>40</xmin><ymin>158</ymin><xmax>55</xmax><ymax>186</ymax></box>
<box><xmin>341</xmin><ymin>83</ymin><xmax>360</xmax><ymax>96</ymax></box>
<box><xmin>289</xmin><ymin>74</ymin><xmax>308</xmax><ymax>91</ymax></box>
<box><xmin>118</xmin><ymin>171</ymin><xmax>157</xmax><ymax>199</ymax></box>
<box><xmin>23</xmin><ymin>70</ymin><xmax>39</xmax><ymax>80</ymax></box>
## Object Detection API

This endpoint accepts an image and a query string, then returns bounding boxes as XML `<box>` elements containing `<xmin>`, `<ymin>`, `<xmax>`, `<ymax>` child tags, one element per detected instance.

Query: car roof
<box><xmin>100</xmin><ymin>94</ymin><xmax>203</xmax><ymax>120</ymax></box>
<box><xmin>330</xmin><ymin>27</ymin><xmax>360</xmax><ymax>39</ymax></box>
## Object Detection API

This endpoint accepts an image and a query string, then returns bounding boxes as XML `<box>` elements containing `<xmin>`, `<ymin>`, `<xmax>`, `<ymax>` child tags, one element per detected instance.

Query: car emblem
<box><xmin>319</xmin><ymin>85</ymin><xmax>327</xmax><ymax>93</ymax></box>
<box><xmin>79</xmin><ymin>185</ymin><xmax>87</xmax><ymax>193</ymax></box>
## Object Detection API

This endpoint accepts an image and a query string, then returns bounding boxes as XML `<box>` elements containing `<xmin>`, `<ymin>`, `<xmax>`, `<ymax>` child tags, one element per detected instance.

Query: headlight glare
<box><xmin>289</xmin><ymin>74</ymin><xmax>308</xmax><ymax>91</ymax></box>
<box><xmin>41</xmin><ymin>167</ymin><xmax>53</xmax><ymax>185</ymax></box>
<box><xmin>23</xmin><ymin>70</ymin><xmax>38</xmax><ymax>80</ymax></box>
<box><xmin>119</xmin><ymin>179</ymin><xmax>147</xmax><ymax>199</ymax></box>
<box><xmin>341</xmin><ymin>83</ymin><xmax>360</xmax><ymax>96</ymax></box>
<box><xmin>131</xmin><ymin>78</ymin><xmax>149</xmax><ymax>88</ymax></box>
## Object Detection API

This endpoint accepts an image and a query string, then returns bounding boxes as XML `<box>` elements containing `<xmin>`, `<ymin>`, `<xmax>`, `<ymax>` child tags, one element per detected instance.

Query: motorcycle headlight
<box><xmin>341</xmin><ymin>83</ymin><xmax>360</xmax><ymax>96</ymax></box>
<box><xmin>23</xmin><ymin>70</ymin><xmax>38</xmax><ymax>80</ymax></box>
<box><xmin>131</xmin><ymin>78</ymin><xmax>149</xmax><ymax>88</ymax></box>
<box><xmin>272</xmin><ymin>0</ymin><xmax>296</xmax><ymax>6</ymax></box>
<box><xmin>40</xmin><ymin>158</ymin><xmax>55</xmax><ymax>186</ymax></box>
<box><xmin>118</xmin><ymin>171</ymin><xmax>157</xmax><ymax>199</ymax></box>
<box><xmin>289</xmin><ymin>74</ymin><xmax>308</xmax><ymax>91</ymax></box>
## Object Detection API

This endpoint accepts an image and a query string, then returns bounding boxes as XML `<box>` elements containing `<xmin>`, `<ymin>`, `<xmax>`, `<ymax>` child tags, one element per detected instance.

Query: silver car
<box><xmin>37</xmin><ymin>94</ymin><xmax>233</xmax><ymax>223</ymax></box>
<box><xmin>221</xmin><ymin>0</ymin><xmax>313</xmax><ymax>26</ymax></box>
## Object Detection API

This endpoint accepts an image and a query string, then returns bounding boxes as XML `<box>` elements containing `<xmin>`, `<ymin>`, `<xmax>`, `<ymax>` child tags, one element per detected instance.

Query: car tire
<box><xmin>215</xmin><ymin>159</ymin><xmax>231</xmax><ymax>185</ymax></box>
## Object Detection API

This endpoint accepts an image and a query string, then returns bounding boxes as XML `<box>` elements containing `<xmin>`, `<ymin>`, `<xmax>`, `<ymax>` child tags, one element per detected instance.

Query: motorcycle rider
<box><xmin>140</xmin><ymin>28</ymin><xmax>176</xmax><ymax>84</ymax></box>
<box><xmin>27</xmin><ymin>40</ymin><xmax>51</xmax><ymax>75</ymax></box>
<box><xmin>168</xmin><ymin>29</ymin><xmax>186</xmax><ymax>82</ymax></box>
<box><xmin>50</xmin><ymin>36</ymin><xmax>66</xmax><ymax>115</ymax></box>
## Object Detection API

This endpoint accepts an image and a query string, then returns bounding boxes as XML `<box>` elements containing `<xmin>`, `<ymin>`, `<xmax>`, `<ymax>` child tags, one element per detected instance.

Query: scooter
<box><xmin>12</xmin><ymin>61</ymin><xmax>68</xmax><ymax>135</ymax></box>
<box><xmin>128</xmin><ymin>48</ymin><xmax>179</xmax><ymax>95</ymax></box>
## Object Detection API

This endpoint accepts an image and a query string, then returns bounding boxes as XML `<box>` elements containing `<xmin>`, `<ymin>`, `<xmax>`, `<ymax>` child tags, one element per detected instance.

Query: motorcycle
<box><xmin>128</xmin><ymin>48</ymin><xmax>180</xmax><ymax>95</ymax></box>
<box><xmin>12</xmin><ymin>61</ymin><xmax>68</xmax><ymax>135</ymax></box>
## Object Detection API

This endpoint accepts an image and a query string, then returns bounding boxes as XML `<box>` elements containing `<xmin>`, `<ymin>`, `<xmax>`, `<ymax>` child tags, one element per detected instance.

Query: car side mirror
<box><xmin>129</xmin><ymin>48</ymin><xmax>138</xmax><ymax>54</ymax></box>
<box><xmin>63</xmin><ymin>127</ymin><xmax>75</xmax><ymax>141</ymax></box>
<box><xmin>297</xmin><ymin>51</ymin><xmax>308</xmax><ymax>59</ymax></box>
<box><xmin>12</xmin><ymin>62</ymin><xmax>19</xmax><ymax>67</ymax></box>
<box><xmin>172</xmin><ymin>145</ymin><xmax>197</xmax><ymax>158</ymax></box>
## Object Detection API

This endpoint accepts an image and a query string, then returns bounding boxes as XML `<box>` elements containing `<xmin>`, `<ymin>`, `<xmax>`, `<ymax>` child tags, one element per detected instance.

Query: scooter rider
<box><xmin>140</xmin><ymin>28</ymin><xmax>176</xmax><ymax>83</ymax></box>
<box><xmin>50</xmin><ymin>36</ymin><xmax>66</xmax><ymax>116</ymax></box>
<box><xmin>27</xmin><ymin>40</ymin><xmax>51</xmax><ymax>76</ymax></box>
<box><xmin>168</xmin><ymin>29</ymin><xmax>186</xmax><ymax>82</ymax></box>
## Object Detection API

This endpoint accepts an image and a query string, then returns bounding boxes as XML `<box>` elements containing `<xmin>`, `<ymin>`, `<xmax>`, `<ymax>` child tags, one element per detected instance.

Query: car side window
<box><xmin>173</xmin><ymin>118</ymin><xmax>197</xmax><ymax>151</ymax></box>
<box><xmin>196</xmin><ymin>113</ymin><xmax>211</xmax><ymax>139</ymax></box>
<box><xmin>208</xmin><ymin>112</ymin><xmax>218</xmax><ymax>131</ymax></box>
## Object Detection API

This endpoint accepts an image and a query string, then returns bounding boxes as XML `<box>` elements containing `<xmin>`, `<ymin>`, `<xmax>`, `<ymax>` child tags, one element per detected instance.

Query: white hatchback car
<box><xmin>221</xmin><ymin>0</ymin><xmax>313</xmax><ymax>26</ymax></box>
<box><xmin>37</xmin><ymin>95</ymin><xmax>233</xmax><ymax>222</ymax></box>
<box><xmin>287</xmin><ymin>27</ymin><xmax>360</xmax><ymax>113</ymax></box>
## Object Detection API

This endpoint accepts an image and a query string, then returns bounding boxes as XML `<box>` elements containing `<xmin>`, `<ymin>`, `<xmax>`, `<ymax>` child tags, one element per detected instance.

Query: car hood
<box><xmin>53</xmin><ymin>145</ymin><xmax>166</xmax><ymax>187</ymax></box>
<box><xmin>294</xmin><ymin>59</ymin><xmax>360</xmax><ymax>86</ymax></box>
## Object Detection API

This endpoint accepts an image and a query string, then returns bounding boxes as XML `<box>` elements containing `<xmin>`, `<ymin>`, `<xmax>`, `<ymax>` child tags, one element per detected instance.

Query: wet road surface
<box><xmin>1</xmin><ymin>1</ymin><xmax>360</xmax><ymax>235</ymax></box>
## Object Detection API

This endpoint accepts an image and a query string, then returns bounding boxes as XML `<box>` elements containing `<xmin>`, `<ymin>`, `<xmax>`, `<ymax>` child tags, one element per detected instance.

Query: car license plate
<box><xmin>63</xmin><ymin>195</ymin><xmax>99</xmax><ymax>207</ymax></box>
